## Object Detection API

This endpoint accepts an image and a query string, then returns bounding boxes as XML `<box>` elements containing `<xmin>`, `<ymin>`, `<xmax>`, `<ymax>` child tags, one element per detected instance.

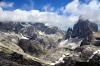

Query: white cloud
<box><xmin>0</xmin><ymin>1</ymin><xmax>14</xmax><ymax>8</ymax></box>
<box><xmin>61</xmin><ymin>0</ymin><xmax>100</xmax><ymax>24</ymax></box>
<box><xmin>63</xmin><ymin>0</ymin><xmax>79</xmax><ymax>13</ymax></box>
<box><xmin>0</xmin><ymin>8</ymin><xmax>77</xmax><ymax>30</ymax></box>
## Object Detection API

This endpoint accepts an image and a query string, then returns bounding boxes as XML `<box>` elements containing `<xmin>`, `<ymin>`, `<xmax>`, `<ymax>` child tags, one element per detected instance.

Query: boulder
<box><xmin>89</xmin><ymin>53</ymin><xmax>100</xmax><ymax>64</ymax></box>
<box><xmin>80</xmin><ymin>45</ymin><xmax>98</xmax><ymax>61</ymax></box>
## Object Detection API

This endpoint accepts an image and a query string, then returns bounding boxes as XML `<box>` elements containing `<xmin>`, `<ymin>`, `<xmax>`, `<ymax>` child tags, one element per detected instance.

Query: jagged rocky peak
<box><xmin>65</xmin><ymin>19</ymin><xmax>98</xmax><ymax>39</ymax></box>
<box><xmin>72</xmin><ymin>19</ymin><xmax>98</xmax><ymax>38</ymax></box>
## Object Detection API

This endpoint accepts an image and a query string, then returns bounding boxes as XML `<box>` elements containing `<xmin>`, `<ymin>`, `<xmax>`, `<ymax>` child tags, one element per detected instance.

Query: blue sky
<box><xmin>2</xmin><ymin>0</ymin><xmax>69</xmax><ymax>10</ymax></box>
<box><xmin>0</xmin><ymin>0</ymin><xmax>100</xmax><ymax>30</ymax></box>
<box><xmin>2</xmin><ymin>0</ymin><xmax>93</xmax><ymax>11</ymax></box>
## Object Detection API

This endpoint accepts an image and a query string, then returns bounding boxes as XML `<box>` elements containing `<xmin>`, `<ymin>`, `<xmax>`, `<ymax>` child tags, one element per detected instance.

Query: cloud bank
<box><xmin>0</xmin><ymin>0</ymin><xmax>100</xmax><ymax>30</ymax></box>
<box><xmin>0</xmin><ymin>7</ymin><xmax>78</xmax><ymax>30</ymax></box>
<box><xmin>62</xmin><ymin>0</ymin><xmax>100</xmax><ymax>24</ymax></box>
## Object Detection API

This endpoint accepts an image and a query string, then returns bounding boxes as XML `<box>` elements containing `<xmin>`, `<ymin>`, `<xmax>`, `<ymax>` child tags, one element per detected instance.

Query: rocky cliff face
<box><xmin>0</xmin><ymin>21</ymin><xmax>65</xmax><ymax>66</ymax></box>
<box><xmin>0</xmin><ymin>32</ymin><xmax>43</xmax><ymax>66</ymax></box>
<box><xmin>65</xmin><ymin>19</ymin><xmax>98</xmax><ymax>39</ymax></box>
<box><xmin>72</xmin><ymin>19</ymin><xmax>98</xmax><ymax>38</ymax></box>
<box><xmin>65</xmin><ymin>19</ymin><xmax>98</xmax><ymax>46</ymax></box>
<box><xmin>59</xmin><ymin>19</ymin><xmax>100</xmax><ymax>66</ymax></box>
<box><xmin>0</xmin><ymin>20</ymin><xmax>100</xmax><ymax>66</ymax></box>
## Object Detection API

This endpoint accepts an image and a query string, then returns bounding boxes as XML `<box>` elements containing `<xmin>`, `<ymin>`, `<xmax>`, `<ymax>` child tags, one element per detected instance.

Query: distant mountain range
<box><xmin>0</xmin><ymin>22</ymin><xmax>59</xmax><ymax>34</ymax></box>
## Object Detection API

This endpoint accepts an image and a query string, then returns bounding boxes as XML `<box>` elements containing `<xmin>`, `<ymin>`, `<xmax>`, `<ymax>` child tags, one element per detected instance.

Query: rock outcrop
<box><xmin>91</xmin><ymin>32</ymin><xmax>100</xmax><ymax>46</ymax></box>
<box><xmin>65</xmin><ymin>19</ymin><xmax>98</xmax><ymax>46</ymax></box>
<box><xmin>65</xmin><ymin>19</ymin><xmax>98</xmax><ymax>39</ymax></box>
<box><xmin>18</xmin><ymin>39</ymin><xmax>44</xmax><ymax>56</ymax></box>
